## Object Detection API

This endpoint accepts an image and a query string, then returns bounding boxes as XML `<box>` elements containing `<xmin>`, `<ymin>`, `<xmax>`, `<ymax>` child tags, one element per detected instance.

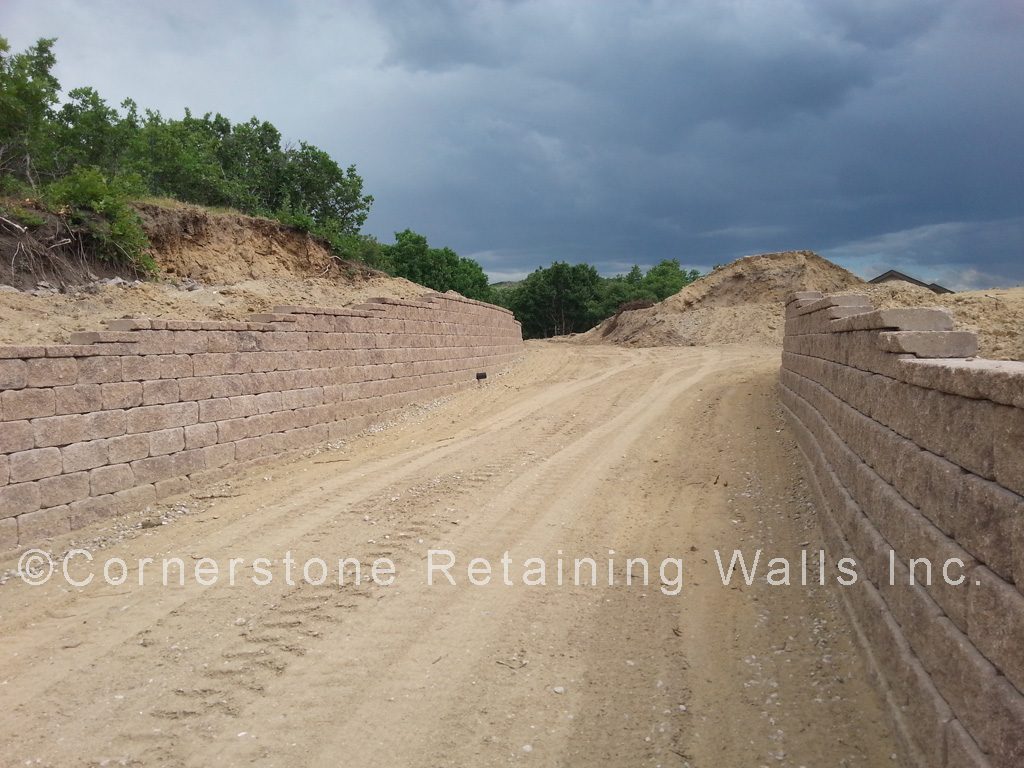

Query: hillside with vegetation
<box><xmin>0</xmin><ymin>36</ymin><xmax>492</xmax><ymax>295</ymax></box>
<box><xmin>0</xmin><ymin>35</ymin><xmax>705</xmax><ymax>337</ymax></box>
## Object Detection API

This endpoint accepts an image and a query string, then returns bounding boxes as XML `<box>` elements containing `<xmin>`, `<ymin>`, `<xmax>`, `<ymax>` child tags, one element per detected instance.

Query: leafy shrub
<box><xmin>45</xmin><ymin>166</ymin><xmax>155</xmax><ymax>273</ymax></box>
<box><xmin>3</xmin><ymin>204</ymin><xmax>46</xmax><ymax>228</ymax></box>
<box><xmin>0</xmin><ymin>174</ymin><xmax>33</xmax><ymax>197</ymax></box>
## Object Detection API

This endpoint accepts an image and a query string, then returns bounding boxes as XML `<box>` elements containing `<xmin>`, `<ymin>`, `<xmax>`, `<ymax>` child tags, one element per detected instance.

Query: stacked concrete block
<box><xmin>780</xmin><ymin>292</ymin><xmax>1024</xmax><ymax>768</ymax></box>
<box><xmin>0</xmin><ymin>292</ymin><xmax>523</xmax><ymax>550</ymax></box>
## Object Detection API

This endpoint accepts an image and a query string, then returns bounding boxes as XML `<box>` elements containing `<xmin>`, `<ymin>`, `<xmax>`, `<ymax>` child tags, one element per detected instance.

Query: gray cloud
<box><xmin>2</xmin><ymin>0</ymin><xmax>1022</xmax><ymax>287</ymax></box>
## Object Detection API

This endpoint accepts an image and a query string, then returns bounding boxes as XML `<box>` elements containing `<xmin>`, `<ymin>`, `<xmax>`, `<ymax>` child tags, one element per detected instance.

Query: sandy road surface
<box><xmin>0</xmin><ymin>343</ymin><xmax>897</xmax><ymax>767</ymax></box>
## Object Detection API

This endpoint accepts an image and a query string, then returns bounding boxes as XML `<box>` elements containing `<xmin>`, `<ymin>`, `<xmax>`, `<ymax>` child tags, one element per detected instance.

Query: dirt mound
<box><xmin>578</xmin><ymin>251</ymin><xmax>1024</xmax><ymax>360</ymax></box>
<box><xmin>0</xmin><ymin>199</ymin><xmax>428</xmax><ymax>346</ymax></box>
<box><xmin>665</xmin><ymin>250</ymin><xmax>862</xmax><ymax>310</ymax></box>
<box><xmin>582</xmin><ymin>250</ymin><xmax>863</xmax><ymax>348</ymax></box>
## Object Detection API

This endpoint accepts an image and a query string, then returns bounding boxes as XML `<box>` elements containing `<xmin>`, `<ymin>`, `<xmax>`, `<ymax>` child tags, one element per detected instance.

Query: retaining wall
<box><xmin>0</xmin><ymin>292</ymin><xmax>522</xmax><ymax>549</ymax></box>
<box><xmin>779</xmin><ymin>291</ymin><xmax>1024</xmax><ymax>768</ymax></box>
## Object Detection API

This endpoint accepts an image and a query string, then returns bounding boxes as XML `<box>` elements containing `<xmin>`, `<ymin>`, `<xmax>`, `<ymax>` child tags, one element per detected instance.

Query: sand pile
<box><xmin>581</xmin><ymin>251</ymin><xmax>862</xmax><ymax>348</ymax></box>
<box><xmin>580</xmin><ymin>251</ymin><xmax>1024</xmax><ymax>361</ymax></box>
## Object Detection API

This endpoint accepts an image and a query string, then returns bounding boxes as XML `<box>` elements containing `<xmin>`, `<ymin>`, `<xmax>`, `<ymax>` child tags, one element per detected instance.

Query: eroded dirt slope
<box><xmin>0</xmin><ymin>200</ymin><xmax>427</xmax><ymax>346</ymax></box>
<box><xmin>0</xmin><ymin>343</ymin><xmax>897</xmax><ymax>767</ymax></box>
<box><xmin>134</xmin><ymin>201</ymin><xmax>355</xmax><ymax>284</ymax></box>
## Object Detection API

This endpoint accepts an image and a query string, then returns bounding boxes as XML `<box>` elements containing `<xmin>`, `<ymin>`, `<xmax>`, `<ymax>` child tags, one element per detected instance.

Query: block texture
<box><xmin>781</xmin><ymin>291</ymin><xmax>1024</xmax><ymax>768</ymax></box>
<box><xmin>0</xmin><ymin>292</ymin><xmax>522</xmax><ymax>545</ymax></box>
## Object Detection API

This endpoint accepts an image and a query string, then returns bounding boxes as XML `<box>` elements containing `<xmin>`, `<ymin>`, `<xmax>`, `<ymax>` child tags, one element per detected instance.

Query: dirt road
<box><xmin>0</xmin><ymin>343</ymin><xmax>897</xmax><ymax>767</ymax></box>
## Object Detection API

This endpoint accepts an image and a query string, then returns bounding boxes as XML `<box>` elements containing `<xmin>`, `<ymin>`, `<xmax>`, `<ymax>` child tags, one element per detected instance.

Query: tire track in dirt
<box><xmin>0</xmin><ymin>344</ymin><xmax>899</xmax><ymax>768</ymax></box>
<box><xmin>195</xmin><ymin>349</ymin><xmax>731</xmax><ymax>766</ymax></box>
<box><xmin>0</xmin><ymin>347</ymin><xmax>697</xmax><ymax>764</ymax></box>
<box><xmin>144</xmin><ymin>352</ymin><xmax>717</xmax><ymax>765</ymax></box>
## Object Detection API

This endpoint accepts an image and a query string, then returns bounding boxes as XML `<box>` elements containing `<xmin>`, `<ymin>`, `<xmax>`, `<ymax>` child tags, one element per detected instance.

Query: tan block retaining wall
<box><xmin>0</xmin><ymin>292</ymin><xmax>522</xmax><ymax>549</ymax></box>
<box><xmin>779</xmin><ymin>291</ymin><xmax>1024</xmax><ymax>768</ymax></box>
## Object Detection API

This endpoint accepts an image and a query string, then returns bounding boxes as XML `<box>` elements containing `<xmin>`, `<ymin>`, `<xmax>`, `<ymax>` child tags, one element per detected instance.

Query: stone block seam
<box><xmin>778</xmin><ymin>290</ymin><xmax>1019</xmax><ymax>765</ymax></box>
<box><xmin>0</xmin><ymin>292</ymin><xmax>523</xmax><ymax>549</ymax></box>
<box><xmin>780</xmin><ymin>291</ymin><xmax>1024</xmax><ymax>768</ymax></box>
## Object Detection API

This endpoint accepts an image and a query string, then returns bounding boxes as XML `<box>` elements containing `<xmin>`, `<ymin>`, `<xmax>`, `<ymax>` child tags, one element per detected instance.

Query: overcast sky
<box><xmin>3</xmin><ymin>0</ymin><xmax>1022</xmax><ymax>288</ymax></box>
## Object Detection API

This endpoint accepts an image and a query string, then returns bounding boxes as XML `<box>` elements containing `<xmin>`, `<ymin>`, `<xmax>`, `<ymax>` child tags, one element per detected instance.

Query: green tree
<box><xmin>590</xmin><ymin>275</ymin><xmax>656</xmax><ymax>319</ymax></box>
<box><xmin>0</xmin><ymin>36</ymin><xmax>59</xmax><ymax>185</ymax></box>
<box><xmin>279</xmin><ymin>142</ymin><xmax>372</xmax><ymax>234</ymax></box>
<box><xmin>507</xmin><ymin>262</ymin><xmax>602</xmax><ymax>338</ymax></box>
<box><xmin>382</xmin><ymin>229</ymin><xmax>430</xmax><ymax>283</ymax></box>
<box><xmin>216</xmin><ymin>117</ymin><xmax>287</xmax><ymax>213</ymax></box>
<box><xmin>642</xmin><ymin>259</ymin><xmax>695</xmax><ymax>300</ymax></box>
<box><xmin>124</xmin><ymin>109</ymin><xmax>235</xmax><ymax>205</ymax></box>
<box><xmin>43</xmin><ymin>88</ymin><xmax>142</xmax><ymax>178</ymax></box>
<box><xmin>382</xmin><ymin>229</ymin><xmax>493</xmax><ymax>301</ymax></box>
<box><xmin>500</xmin><ymin>259</ymin><xmax>702</xmax><ymax>337</ymax></box>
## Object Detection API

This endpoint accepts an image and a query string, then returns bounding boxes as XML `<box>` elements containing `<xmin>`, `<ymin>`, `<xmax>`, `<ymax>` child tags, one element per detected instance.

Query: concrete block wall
<box><xmin>0</xmin><ymin>292</ymin><xmax>522</xmax><ymax>549</ymax></box>
<box><xmin>779</xmin><ymin>291</ymin><xmax>1024</xmax><ymax>768</ymax></box>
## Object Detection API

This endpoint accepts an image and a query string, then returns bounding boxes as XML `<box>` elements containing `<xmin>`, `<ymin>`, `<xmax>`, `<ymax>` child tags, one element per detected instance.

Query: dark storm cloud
<box><xmin>2</xmin><ymin>0</ymin><xmax>1022</xmax><ymax>288</ymax></box>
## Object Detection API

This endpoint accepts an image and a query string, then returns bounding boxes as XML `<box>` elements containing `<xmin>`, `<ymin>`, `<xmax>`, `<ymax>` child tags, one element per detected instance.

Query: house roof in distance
<box><xmin>868</xmin><ymin>269</ymin><xmax>953</xmax><ymax>294</ymax></box>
